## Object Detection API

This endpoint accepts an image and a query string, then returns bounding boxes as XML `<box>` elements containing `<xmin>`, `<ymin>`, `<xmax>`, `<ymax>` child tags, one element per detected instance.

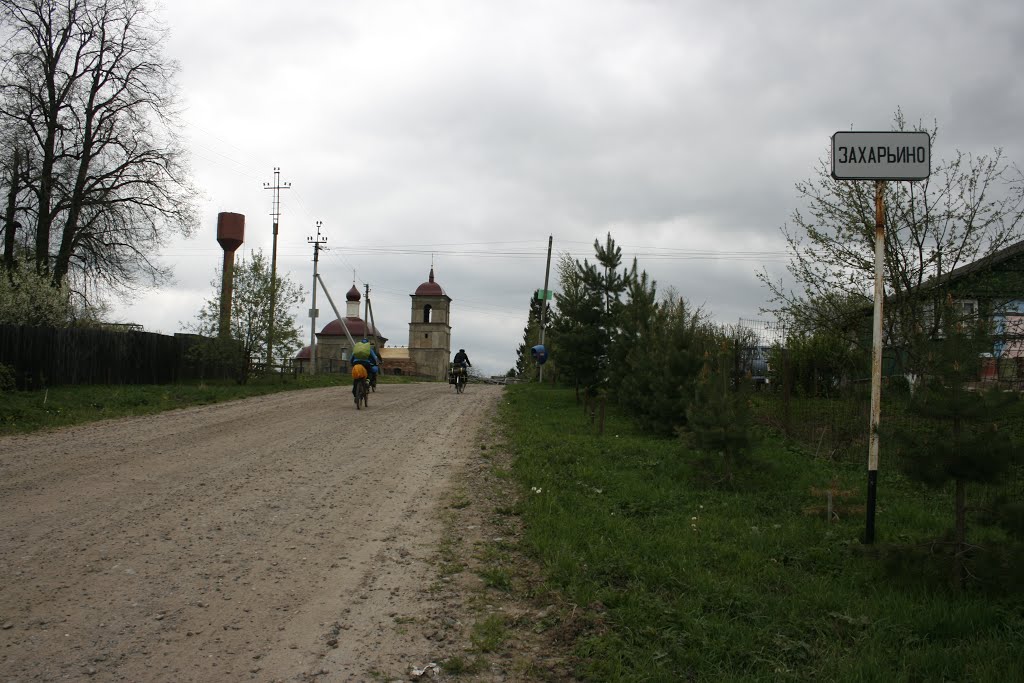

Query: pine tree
<box><xmin>550</xmin><ymin>253</ymin><xmax>604</xmax><ymax>399</ymax></box>
<box><xmin>884</xmin><ymin>305</ymin><xmax>1019</xmax><ymax>588</ymax></box>
<box><xmin>609</xmin><ymin>260</ymin><xmax>656</xmax><ymax>399</ymax></box>
<box><xmin>685</xmin><ymin>339</ymin><xmax>754</xmax><ymax>485</ymax></box>
<box><xmin>514</xmin><ymin>295</ymin><xmax>544</xmax><ymax>379</ymax></box>
<box><xmin>637</xmin><ymin>295</ymin><xmax>715</xmax><ymax>436</ymax></box>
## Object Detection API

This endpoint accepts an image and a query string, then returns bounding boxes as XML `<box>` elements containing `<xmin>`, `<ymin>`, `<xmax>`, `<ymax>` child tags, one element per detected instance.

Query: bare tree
<box><xmin>0</xmin><ymin>0</ymin><xmax>197</xmax><ymax>301</ymax></box>
<box><xmin>760</xmin><ymin>110</ymin><xmax>1024</xmax><ymax>351</ymax></box>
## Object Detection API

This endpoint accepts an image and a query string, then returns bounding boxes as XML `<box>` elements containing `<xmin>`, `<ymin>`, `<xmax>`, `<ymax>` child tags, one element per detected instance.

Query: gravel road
<box><xmin>0</xmin><ymin>382</ymin><xmax>506</xmax><ymax>682</ymax></box>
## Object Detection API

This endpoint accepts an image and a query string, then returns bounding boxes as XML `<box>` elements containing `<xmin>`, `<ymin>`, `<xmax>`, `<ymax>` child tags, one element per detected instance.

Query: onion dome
<box><xmin>346</xmin><ymin>285</ymin><xmax>361</xmax><ymax>301</ymax></box>
<box><xmin>414</xmin><ymin>267</ymin><xmax>445</xmax><ymax>296</ymax></box>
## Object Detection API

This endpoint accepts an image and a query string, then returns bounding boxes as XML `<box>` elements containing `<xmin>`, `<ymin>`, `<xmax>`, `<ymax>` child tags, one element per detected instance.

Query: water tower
<box><xmin>216</xmin><ymin>212</ymin><xmax>245</xmax><ymax>337</ymax></box>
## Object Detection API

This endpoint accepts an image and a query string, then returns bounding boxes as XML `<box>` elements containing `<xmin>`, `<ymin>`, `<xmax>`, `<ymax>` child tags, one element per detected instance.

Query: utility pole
<box><xmin>364</xmin><ymin>283</ymin><xmax>371</xmax><ymax>335</ymax></box>
<box><xmin>263</xmin><ymin>167</ymin><xmax>291</xmax><ymax>371</ymax></box>
<box><xmin>538</xmin><ymin>235</ymin><xmax>553</xmax><ymax>382</ymax></box>
<box><xmin>307</xmin><ymin>221</ymin><xmax>327</xmax><ymax>375</ymax></box>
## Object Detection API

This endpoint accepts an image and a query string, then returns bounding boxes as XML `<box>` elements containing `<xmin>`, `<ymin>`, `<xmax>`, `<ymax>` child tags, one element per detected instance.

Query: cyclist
<box><xmin>351</xmin><ymin>338</ymin><xmax>380</xmax><ymax>395</ymax></box>
<box><xmin>452</xmin><ymin>348</ymin><xmax>471</xmax><ymax>372</ymax></box>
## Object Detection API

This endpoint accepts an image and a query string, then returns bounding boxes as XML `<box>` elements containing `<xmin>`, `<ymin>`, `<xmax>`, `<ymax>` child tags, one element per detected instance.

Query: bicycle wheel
<box><xmin>456</xmin><ymin>376</ymin><xmax>465</xmax><ymax>394</ymax></box>
<box><xmin>354</xmin><ymin>380</ymin><xmax>364</xmax><ymax>409</ymax></box>
<box><xmin>362</xmin><ymin>382</ymin><xmax>369</xmax><ymax>408</ymax></box>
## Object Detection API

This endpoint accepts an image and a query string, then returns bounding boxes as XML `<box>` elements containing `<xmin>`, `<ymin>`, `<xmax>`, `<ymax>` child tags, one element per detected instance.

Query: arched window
<box><xmin>422</xmin><ymin>304</ymin><xmax>432</xmax><ymax>323</ymax></box>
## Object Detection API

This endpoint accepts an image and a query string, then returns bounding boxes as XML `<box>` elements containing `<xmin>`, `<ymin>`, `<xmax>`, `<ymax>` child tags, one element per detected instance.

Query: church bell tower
<box><xmin>408</xmin><ymin>267</ymin><xmax>451</xmax><ymax>379</ymax></box>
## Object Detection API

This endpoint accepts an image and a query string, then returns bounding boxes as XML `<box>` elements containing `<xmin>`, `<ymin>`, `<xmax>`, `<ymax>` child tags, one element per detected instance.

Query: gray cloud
<box><xmin>106</xmin><ymin>0</ymin><xmax>1024</xmax><ymax>375</ymax></box>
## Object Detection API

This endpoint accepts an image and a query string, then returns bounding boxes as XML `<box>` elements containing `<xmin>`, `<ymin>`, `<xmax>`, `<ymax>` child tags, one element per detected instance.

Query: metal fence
<box><xmin>0</xmin><ymin>324</ymin><xmax>234</xmax><ymax>389</ymax></box>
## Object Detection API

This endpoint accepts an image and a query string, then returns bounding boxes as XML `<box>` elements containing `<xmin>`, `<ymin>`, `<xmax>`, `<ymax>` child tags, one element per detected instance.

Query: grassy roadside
<box><xmin>430</xmin><ymin>402</ymin><xmax>577</xmax><ymax>681</ymax></box>
<box><xmin>497</xmin><ymin>383</ymin><xmax>1023</xmax><ymax>682</ymax></box>
<box><xmin>0</xmin><ymin>374</ymin><xmax>424</xmax><ymax>436</ymax></box>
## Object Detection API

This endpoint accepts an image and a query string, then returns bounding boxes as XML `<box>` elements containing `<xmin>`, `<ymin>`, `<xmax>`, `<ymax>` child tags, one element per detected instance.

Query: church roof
<box><xmin>319</xmin><ymin>316</ymin><xmax>386</xmax><ymax>341</ymax></box>
<box><xmin>414</xmin><ymin>267</ymin><xmax>446</xmax><ymax>296</ymax></box>
<box><xmin>346</xmin><ymin>285</ymin><xmax>361</xmax><ymax>302</ymax></box>
<box><xmin>295</xmin><ymin>345</ymin><xmax>312</xmax><ymax>360</ymax></box>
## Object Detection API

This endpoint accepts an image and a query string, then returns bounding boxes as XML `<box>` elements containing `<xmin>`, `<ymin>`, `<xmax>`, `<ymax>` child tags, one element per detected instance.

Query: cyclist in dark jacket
<box><xmin>452</xmin><ymin>349</ymin><xmax>471</xmax><ymax>370</ymax></box>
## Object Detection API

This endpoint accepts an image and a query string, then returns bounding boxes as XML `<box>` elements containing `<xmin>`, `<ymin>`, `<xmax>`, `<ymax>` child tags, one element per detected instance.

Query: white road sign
<box><xmin>831</xmin><ymin>131</ymin><xmax>931</xmax><ymax>181</ymax></box>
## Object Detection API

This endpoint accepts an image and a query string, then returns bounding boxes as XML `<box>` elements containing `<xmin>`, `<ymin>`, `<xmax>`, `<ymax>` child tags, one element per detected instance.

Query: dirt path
<box><xmin>0</xmin><ymin>382</ymin><xmax>507</xmax><ymax>682</ymax></box>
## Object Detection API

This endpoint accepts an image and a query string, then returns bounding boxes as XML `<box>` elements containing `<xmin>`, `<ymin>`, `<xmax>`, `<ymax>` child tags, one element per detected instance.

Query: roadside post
<box><xmin>831</xmin><ymin>130</ymin><xmax>930</xmax><ymax>544</ymax></box>
<box><xmin>307</xmin><ymin>221</ymin><xmax>327</xmax><ymax>374</ymax></box>
<box><xmin>537</xmin><ymin>235</ymin><xmax>553</xmax><ymax>382</ymax></box>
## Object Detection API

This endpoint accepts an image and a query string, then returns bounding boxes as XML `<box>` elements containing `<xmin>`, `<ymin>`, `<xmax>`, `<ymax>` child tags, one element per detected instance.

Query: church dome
<box><xmin>414</xmin><ymin>268</ymin><xmax>445</xmax><ymax>296</ymax></box>
<box><xmin>346</xmin><ymin>285</ymin><xmax>361</xmax><ymax>302</ymax></box>
<box><xmin>319</xmin><ymin>317</ymin><xmax>385</xmax><ymax>341</ymax></box>
<box><xmin>295</xmin><ymin>345</ymin><xmax>312</xmax><ymax>360</ymax></box>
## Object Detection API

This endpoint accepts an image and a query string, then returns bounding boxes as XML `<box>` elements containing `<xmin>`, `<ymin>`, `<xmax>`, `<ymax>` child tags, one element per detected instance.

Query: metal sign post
<box><xmin>831</xmin><ymin>130</ymin><xmax>930</xmax><ymax>545</ymax></box>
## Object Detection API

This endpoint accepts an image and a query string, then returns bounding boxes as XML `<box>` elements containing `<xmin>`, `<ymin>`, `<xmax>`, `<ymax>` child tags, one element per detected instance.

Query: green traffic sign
<box><xmin>535</xmin><ymin>289</ymin><xmax>554</xmax><ymax>300</ymax></box>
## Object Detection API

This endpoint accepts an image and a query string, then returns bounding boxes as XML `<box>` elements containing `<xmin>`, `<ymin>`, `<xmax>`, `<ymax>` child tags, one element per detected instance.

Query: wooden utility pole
<box><xmin>263</xmin><ymin>167</ymin><xmax>290</xmax><ymax>370</ymax></box>
<box><xmin>307</xmin><ymin>221</ymin><xmax>326</xmax><ymax>374</ymax></box>
<box><xmin>364</xmin><ymin>283</ymin><xmax>371</xmax><ymax>334</ymax></box>
<box><xmin>538</xmin><ymin>235</ymin><xmax>553</xmax><ymax>382</ymax></box>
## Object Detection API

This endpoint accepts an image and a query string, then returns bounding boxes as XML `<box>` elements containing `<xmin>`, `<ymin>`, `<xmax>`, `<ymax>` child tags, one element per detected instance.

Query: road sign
<box><xmin>535</xmin><ymin>289</ymin><xmax>554</xmax><ymax>300</ymax></box>
<box><xmin>831</xmin><ymin>131</ymin><xmax>931</xmax><ymax>181</ymax></box>
<box><xmin>831</xmin><ymin>130</ymin><xmax>931</xmax><ymax>545</ymax></box>
<box><xmin>531</xmin><ymin>344</ymin><xmax>548</xmax><ymax>365</ymax></box>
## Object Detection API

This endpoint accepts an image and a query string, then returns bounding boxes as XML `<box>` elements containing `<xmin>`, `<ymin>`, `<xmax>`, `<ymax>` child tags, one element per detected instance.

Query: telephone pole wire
<box><xmin>263</xmin><ymin>167</ymin><xmax>291</xmax><ymax>371</ymax></box>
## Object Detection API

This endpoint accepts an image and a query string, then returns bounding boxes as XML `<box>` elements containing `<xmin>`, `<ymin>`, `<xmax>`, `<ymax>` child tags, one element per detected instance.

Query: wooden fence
<box><xmin>0</xmin><ymin>324</ymin><xmax>235</xmax><ymax>389</ymax></box>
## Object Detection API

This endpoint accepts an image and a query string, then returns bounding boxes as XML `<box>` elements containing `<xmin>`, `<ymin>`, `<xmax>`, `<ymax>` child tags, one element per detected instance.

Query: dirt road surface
<box><xmin>0</xmin><ymin>382</ymin><xmax>507</xmax><ymax>682</ymax></box>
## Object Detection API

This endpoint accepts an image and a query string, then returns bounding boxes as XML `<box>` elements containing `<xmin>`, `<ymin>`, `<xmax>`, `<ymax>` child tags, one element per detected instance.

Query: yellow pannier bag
<box><xmin>351</xmin><ymin>364</ymin><xmax>368</xmax><ymax>380</ymax></box>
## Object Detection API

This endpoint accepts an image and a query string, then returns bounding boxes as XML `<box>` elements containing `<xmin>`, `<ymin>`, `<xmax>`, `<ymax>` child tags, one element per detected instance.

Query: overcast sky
<box><xmin>108</xmin><ymin>0</ymin><xmax>1024</xmax><ymax>376</ymax></box>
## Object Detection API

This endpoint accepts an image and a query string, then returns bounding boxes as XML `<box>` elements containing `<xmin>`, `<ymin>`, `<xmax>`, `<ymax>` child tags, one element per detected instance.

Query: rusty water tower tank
<box><xmin>217</xmin><ymin>212</ymin><xmax>245</xmax><ymax>337</ymax></box>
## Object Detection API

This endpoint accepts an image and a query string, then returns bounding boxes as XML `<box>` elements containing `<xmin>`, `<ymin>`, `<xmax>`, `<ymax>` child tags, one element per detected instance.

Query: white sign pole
<box><xmin>831</xmin><ymin>130</ymin><xmax>930</xmax><ymax>545</ymax></box>
<box><xmin>866</xmin><ymin>181</ymin><xmax>885</xmax><ymax>544</ymax></box>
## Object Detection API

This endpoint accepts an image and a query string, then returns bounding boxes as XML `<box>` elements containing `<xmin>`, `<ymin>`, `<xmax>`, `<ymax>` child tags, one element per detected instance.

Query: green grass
<box><xmin>471</xmin><ymin>614</ymin><xmax>509</xmax><ymax>653</ymax></box>
<box><xmin>0</xmin><ymin>372</ymin><xmax>423</xmax><ymax>436</ymax></box>
<box><xmin>499</xmin><ymin>384</ymin><xmax>1024</xmax><ymax>682</ymax></box>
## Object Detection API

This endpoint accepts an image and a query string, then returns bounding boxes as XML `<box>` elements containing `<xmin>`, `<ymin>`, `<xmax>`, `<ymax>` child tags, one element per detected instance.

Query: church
<box><xmin>294</xmin><ymin>268</ymin><xmax>452</xmax><ymax>380</ymax></box>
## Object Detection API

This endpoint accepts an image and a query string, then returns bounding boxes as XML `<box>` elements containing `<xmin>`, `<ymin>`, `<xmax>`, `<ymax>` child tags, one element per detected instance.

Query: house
<box><xmin>886</xmin><ymin>239</ymin><xmax>1024</xmax><ymax>381</ymax></box>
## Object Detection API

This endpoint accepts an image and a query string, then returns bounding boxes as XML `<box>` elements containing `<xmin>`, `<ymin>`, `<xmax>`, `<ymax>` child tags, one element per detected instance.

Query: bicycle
<box><xmin>353</xmin><ymin>377</ymin><xmax>369</xmax><ymax>409</ymax></box>
<box><xmin>450</xmin><ymin>365</ymin><xmax>467</xmax><ymax>394</ymax></box>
